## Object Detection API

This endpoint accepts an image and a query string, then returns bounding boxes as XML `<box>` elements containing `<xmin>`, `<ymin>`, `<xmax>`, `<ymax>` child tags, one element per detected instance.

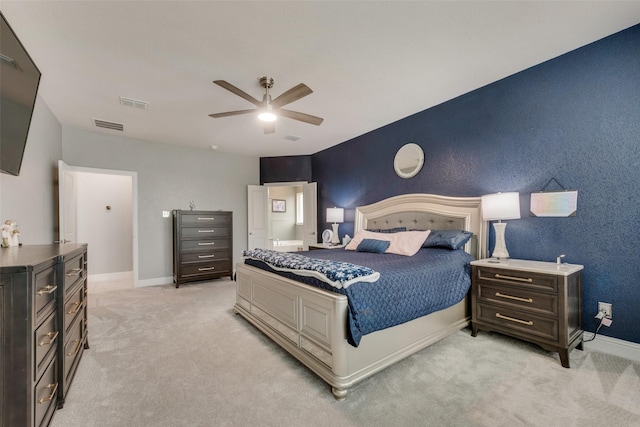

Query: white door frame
<box><xmin>58</xmin><ymin>163</ymin><xmax>139</xmax><ymax>287</ymax></box>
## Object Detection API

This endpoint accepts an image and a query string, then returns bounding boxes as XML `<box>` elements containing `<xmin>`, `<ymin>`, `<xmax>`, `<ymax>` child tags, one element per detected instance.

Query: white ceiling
<box><xmin>2</xmin><ymin>1</ymin><xmax>640</xmax><ymax>158</ymax></box>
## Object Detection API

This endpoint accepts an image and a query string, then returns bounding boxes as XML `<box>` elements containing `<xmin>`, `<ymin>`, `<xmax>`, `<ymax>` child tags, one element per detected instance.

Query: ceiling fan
<box><xmin>209</xmin><ymin>76</ymin><xmax>324</xmax><ymax>134</ymax></box>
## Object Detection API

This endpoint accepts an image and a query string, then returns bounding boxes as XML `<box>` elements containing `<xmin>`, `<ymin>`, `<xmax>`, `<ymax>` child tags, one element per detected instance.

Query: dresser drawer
<box><xmin>34</xmin><ymin>311</ymin><xmax>59</xmax><ymax>381</ymax></box>
<box><xmin>63</xmin><ymin>252</ymin><xmax>85</xmax><ymax>292</ymax></box>
<box><xmin>63</xmin><ymin>314</ymin><xmax>85</xmax><ymax>384</ymax></box>
<box><xmin>477</xmin><ymin>283</ymin><xmax>558</xmax><ymax>317</ymax></box>
<box><xmin>179</xmin><ymin>213</ymin><xmax>230</xmax><ymax>227</ymax></box>
<box><xmin>180</xmin><ymin>260</ymin><xmax>230</xmax><ymax>278</ymax></box>
<box><xmin>34</xmin><ymin>265</ymin><xmax>57</xmax><ymax>323</ymax></box>
<box><xmin>34</xmin><ymin>358</ymin><xmax>58</xmax><ymax>427</ymax></box>
<box><xmin>181</xmin><ymin>226</ymin><xmax>230</xmax><ymax>239</ymax></box>
<box><xmin>63</xmin><ymin>283</ymin><xmax>85</xmax><ymax>332</ymax></box>
<box><xmin>476</xmin><ymin>303</ymin><xmax>558</xmax><ymax>342</ymax></box>
<box><xmin>476</xmin><ymin>267</ymin><xmax>558</xmax><ymax>293</ymax></box>
<box><xmin>180</xmin><ymin>249</ymin><xmax>230</xmax><ymax>263</ymax></box>
<box><xmin>181</xmin><ymin>238</ymin><xmax>230</xmax><ymax>252</ymax></box>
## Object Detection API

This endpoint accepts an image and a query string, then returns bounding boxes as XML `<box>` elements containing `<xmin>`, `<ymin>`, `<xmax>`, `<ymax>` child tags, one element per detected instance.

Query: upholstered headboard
<box><xmin>353</xmin><ymin>193</ymin><xmax>487</xmax><ymax>259</ymax></box>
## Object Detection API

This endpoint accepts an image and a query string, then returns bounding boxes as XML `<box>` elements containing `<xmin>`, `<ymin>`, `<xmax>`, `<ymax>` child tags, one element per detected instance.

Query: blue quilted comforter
<box><xmin>244</xmin><ymin>247</ymin><xmax>474</xmax><ymax>347</ymax></box>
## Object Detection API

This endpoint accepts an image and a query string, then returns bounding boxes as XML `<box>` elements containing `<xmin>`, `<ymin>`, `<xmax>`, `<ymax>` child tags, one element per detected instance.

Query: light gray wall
<box><xmin>61</xmin><ymin>126</ymin><xmax>259</xmax><ymax>284</ymax></box>
<box><xmin>76</xmin><ymin>172</ymin><xmax>133</xmax><ymax>276</ymax></box>
<box><xmin>0</xmin><ymin>96</ymin><xmax>61</xmax><ymax>244</ymax></box>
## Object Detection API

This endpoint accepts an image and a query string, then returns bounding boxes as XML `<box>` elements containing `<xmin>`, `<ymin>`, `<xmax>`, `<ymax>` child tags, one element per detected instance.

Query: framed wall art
<box><xmin>272</xmin><ymin>199</ymin><xmax>286</xmax><ymax>212</ymax></box>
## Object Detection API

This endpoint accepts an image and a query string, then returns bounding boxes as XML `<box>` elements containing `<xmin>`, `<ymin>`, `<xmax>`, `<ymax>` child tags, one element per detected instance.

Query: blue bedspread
<box><xmin>244</xmin><ymin>247</ymin><xmax>474</xmax><ymax>347</ymax></box>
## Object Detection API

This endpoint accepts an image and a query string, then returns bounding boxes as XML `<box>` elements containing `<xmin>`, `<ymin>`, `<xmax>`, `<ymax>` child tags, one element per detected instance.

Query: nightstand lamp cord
<box><xmin>583</xmin><ymin>316</ymin><xmax>605</xmax><ymax>343</ymax></box>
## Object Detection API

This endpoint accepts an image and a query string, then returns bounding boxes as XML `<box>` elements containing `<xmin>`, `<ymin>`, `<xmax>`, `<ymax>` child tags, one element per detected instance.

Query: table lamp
<box><xmin>326</xmin><ymin>207</ymin><xmax>344</xmax><ymax>245</ymax></box>
<box><xmin>481</xmin><ymin>192</ymin><xmax>520</xmax><ymax>259</ymax></box>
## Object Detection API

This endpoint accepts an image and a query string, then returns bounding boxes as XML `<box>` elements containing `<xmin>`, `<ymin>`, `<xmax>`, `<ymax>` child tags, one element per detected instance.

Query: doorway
<box><xmin>58</xmin><ymin>162</ymin><xmax>138</xmax><ymax>291</ymax></box>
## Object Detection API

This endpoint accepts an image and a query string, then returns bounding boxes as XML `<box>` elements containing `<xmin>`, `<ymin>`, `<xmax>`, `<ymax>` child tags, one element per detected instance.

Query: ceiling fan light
<box><xmin>258</xmin><ymin>111</ymin><xmax>277</xmax><ymax>122</ymax></box>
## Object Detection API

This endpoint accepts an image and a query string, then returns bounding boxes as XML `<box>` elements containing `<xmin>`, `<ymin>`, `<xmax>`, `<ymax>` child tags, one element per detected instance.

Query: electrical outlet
<box><xmin>598</xmin><ymin>302</ymin><xmax>612</xmax><ymax>319</ymax></box>
<box><xmin>162</xmin><ymin>210</ymin><xmax>170</xmax><ymax>218</ymax></box>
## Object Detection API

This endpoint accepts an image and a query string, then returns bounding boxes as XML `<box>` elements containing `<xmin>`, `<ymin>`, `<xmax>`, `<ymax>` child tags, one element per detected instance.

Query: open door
<box><xmin>57</xmin><ymin>160</ymin><xmax>77</xmax><ymax>243</ymax></box>
<box><xmin>247</xmin><ymin>185</ymin><xmax>268</xmax><ymax>250</ymax></box>
<box><xmin>302</xmin><ymin>182</ymin><xmax>317</xmax><ymax>250</ymax></box>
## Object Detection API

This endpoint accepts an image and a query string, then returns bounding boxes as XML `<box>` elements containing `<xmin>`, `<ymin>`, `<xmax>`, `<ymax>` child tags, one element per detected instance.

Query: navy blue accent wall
<box><xmin>263</xmin><ymin>25</ymin><xmax>640</xmax><ymax>344</ymax></box>
<box><xmin>260</xmin><ymin>155</ymin><xmax>312</xmax><ymax>184</ymax></box>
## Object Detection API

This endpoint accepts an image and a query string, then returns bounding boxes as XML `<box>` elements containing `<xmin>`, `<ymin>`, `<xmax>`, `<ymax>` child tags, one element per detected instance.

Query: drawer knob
<box><xmin>67</xmin><ymin>301</ymin><xmax>82</xmax><ymax>315</ymax></box>
<box><xmin>36</xmin><ymin>285</ymin><xmax>57</xmax><ymax>296</ymax></box>
<box><xmin>38</xmin><ymin>331</ymin><xmax>59</xmax><ymax>347</ymax></box>
<box><xmin>495</xmin><ymin>292</ymin><xmax>533</xmax><ymax>303</ymax></box>
<box><xmin>496</xmin><ymin>312</ymin><xmax>534</xmax><ymax>326</ymax></box>
<box><xmin>66</xmin><ymin>268</ymin><xmax>83</xmax><ymax>277</ymax></box>
<box><xmin>37</xmin><ymin>383</ymin><xmax>59</xmax><ymax>404</ymax></box>
<box><xmin>495</xmin><ymin>273</ymin><xmax>533</xmax><ymax>283</ymax></box>
<box><xmin>67</xmin><ymin>338</ymin><xmax>83</xmax><ymax>357</ymax></box>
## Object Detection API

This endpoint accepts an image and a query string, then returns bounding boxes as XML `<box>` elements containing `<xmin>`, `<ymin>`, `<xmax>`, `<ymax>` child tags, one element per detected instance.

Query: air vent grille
<box><xmin>285</xmin><ymin>135</ymin><xmax>302</xmax><ymax>141</ymax></box>
<box><xmin>92</xmin><ymin>118</ymin><xmax>124</xmax><ymax>131</ymax></box>
<box><xmin>120</xmin><ymin>96</ymin><xmax>149</xmax><ymax>110</ymax></box>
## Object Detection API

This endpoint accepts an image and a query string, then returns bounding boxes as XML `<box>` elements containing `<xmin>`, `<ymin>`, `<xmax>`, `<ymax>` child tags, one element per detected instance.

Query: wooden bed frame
<box><xmin>234</xmin><ymin>193</ymin><xmax>487</xmax><ymax>400</ymax></box>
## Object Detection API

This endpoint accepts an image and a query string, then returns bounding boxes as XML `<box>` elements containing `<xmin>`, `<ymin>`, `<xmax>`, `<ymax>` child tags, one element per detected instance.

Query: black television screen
<box><xmin>1</xmin><ymin>12</ymin><xmax>41</xmax><ymax>176</ymax></box>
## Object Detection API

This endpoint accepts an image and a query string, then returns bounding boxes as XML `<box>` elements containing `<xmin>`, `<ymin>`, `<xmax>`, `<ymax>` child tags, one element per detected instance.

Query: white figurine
<box><xmin>10</xmin><ymin>222</ymin><xmax>20</xmax><ymax>247</ymax></box>
<box><xmin>1</xmin><ymin>220</ymin><xmax>12</xmax><ymax>248</ymax></box>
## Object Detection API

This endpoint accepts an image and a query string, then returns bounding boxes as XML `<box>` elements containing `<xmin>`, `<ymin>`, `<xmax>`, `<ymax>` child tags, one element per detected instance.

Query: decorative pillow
<box><xmin>356</xmin><ymin>238</ymin><xmax>390</xmax><ymax>254</ymax></box>
<box><xmin>345</xmin><ymin>229</ymin><xmax>430</xmax><ymax>256</ymax></box>
<box><xmin>365</xmin><ymin>227</ymin><xmax>406</xmax><ymax>233</ymax></box>
<box><xmin>423</xmin><ymin>230</ymin><xmax>473</xmax><ymax>250</ymax></box>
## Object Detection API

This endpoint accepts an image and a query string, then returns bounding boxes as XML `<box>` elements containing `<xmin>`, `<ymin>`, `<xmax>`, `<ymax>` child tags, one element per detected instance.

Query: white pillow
<box><xmin>345</xmin><ymin>230</ymin><xmax>430</xmax><ymax>256</ymax></box>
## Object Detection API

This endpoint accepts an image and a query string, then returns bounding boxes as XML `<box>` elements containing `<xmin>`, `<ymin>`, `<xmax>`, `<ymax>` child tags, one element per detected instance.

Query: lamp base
<box><xmin>491</xmin><ymin>222</ymin><xmax>510</xmax><ymax>259</ymax></box>
<box><xmin>331</xmin><ymin>223</ymin><xmax>340</xmax><ymax>245</ymax></box>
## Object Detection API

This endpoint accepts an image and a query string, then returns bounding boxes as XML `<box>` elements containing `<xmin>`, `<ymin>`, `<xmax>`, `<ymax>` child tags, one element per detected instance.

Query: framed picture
<box><xmin>272</xmin><ymin>199</ymin><xmax>286</xmax><ymax>212</ymax></box>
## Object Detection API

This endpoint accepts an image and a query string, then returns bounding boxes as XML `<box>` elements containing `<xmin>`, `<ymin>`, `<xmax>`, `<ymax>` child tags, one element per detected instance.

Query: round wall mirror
<box><xmin>394</xmin><ymin>143</ymin><xmax>424</xmax><ymax>179</ymax></box>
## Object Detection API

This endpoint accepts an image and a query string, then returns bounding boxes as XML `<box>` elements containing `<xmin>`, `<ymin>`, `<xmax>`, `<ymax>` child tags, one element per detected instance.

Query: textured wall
<box><xmin>266</xmin><ymin>24</ymin><xmax>640</xmax><ymax>344</ymax></box>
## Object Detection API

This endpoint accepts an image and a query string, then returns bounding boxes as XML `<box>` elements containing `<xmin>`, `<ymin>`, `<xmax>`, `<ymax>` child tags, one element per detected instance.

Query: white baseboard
<box><xmin>136</xmin><ymin>276</ymin><xmax>174</xmax><ymax>288</ymax></box>
<box><xmin>88</xmin><ymin>271</ymin><xmax>133</xmax><ymax>283</ymax></box>
<box><xmin>583</xmin><ymin>334</ymin><xmax>640</xmax><ymax>363</ymax></box>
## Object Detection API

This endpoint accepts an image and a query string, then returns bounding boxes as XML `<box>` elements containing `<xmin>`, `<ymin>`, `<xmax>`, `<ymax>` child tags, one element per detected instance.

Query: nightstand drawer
<box><xmin>476</xmin><ymin>304</ymin><xmax>558</xmax><ymax>342</ymax></box>
<box><xmin>477</xmin><ymin>283</ymin><xmax>558</xmax><ymax>317</ymax></box>
<box><xmin>476</xmin><ymin>267</ymin><xmax>558</xmax><ymax>293</ymax></box>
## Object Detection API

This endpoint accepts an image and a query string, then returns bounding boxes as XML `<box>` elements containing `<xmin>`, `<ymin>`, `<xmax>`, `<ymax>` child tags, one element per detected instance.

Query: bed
<box><xmin>234</xmin><ymin>193</ymin><xmax>487</xmax><ymax>400</ymax></box>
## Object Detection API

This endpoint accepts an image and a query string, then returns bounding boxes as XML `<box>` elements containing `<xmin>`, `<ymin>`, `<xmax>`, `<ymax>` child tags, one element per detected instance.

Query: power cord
<box><xmin>583</xmin><ymin>312</ymin><xmax>606</xmax><ymax>343</ymax></box>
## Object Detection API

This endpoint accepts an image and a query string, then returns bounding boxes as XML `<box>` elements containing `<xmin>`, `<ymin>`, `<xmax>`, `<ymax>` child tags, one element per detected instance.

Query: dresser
<box><xmin>470</xmin><ymin>258</ymin><xmax>583</xmax><ymax>368</ymax></box>
<box><xmin>172</xmin><ymin>210</ymin><xmax>233</xmax><ymax>288</ymax></box>
<box><xmin>0</xmin><ymin>244</ymin><xmax>88</xmax><ymax>427</ymax></box>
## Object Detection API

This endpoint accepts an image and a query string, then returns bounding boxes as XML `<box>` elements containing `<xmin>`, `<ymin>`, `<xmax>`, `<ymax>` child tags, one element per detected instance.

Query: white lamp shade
<box><xmin>326</xmin><ymin>207</ymin><xmax>344</xmax><ymax>224</ymax></box>
<box><xmin>481</xmin><ymin>192</ymin><xmax>521</xmax><ymax>221</ymax></box>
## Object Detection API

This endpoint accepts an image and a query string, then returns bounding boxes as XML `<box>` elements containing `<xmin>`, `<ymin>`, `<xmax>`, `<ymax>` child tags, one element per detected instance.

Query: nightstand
<box><xmin>308</xmin><ymin>243</ymin><xmax>345</xmax><ymax>250</ymax></box>
<box><xmin>470</xmin><ymin>258</ymin><xmax>583</xmax><ymax>368</ymax></box>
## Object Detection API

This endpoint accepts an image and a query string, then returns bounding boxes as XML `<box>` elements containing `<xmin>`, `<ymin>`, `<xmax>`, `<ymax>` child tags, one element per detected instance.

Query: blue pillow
<box><xmin>356</xmin><ymin>238</ymin><xmax>390</xmax><ymax>254</ymax></box>
<box><xmin>365</xmin><ymin>227</ymin><xmax>406</xmax><ymax>233</ymax></box>
<box><xmin>423</xmin><ymin>230</ymin><xmax>473</xmax><ymax>250</ymax></box>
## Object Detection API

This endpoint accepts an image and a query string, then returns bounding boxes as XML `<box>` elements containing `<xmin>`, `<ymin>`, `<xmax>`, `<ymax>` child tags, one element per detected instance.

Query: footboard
<box><xmin>234</xmin><ymin>263</ymin><xmax>469</xmax><ymax>400</ymax></box>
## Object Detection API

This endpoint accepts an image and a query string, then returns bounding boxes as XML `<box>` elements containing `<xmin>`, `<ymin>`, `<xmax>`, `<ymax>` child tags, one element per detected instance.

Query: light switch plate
<box><xmin>162</xmin><ymin>210</ymin><xmax>170</xmax><ymax>218</ymax></box>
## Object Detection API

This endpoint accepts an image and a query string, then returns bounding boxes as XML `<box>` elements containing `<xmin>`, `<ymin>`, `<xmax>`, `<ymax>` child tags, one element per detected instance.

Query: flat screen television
<box><xmin>1</xmin><ymin>12</ymin><xmax>41</xmax><ymax>176</ymax></box>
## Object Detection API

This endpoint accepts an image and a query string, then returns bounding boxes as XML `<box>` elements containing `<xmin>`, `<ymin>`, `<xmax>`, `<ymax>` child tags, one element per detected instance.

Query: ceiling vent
<box><xmin>92</xmin><ymin>118</ymin><xmax>124</xmax><ymax>131</ymax></box>
<box><xmin>119</xmin><ymin>96</ymin><xmax>149</xmax><ymax>110</ymax></box>
<box><xmin>285</xmin><ymin>135</ymin><xmax>302</xmax><ymax>141</ymax></box>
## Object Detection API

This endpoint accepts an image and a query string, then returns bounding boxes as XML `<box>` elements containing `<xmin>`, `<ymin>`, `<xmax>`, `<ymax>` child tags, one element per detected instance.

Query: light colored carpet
<box><xmin>51</xmin><ymin>279</ymin><xmax>640</xmax><ymax>427</ymax></box>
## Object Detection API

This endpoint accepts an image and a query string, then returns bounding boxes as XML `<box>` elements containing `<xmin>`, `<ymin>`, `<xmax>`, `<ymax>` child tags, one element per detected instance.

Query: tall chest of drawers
<box><xmin>471</xmin><ymin>258</ymin><xmax>583</xmax><ymax>368</ymax></box>
<box><xmin>0</xmin><ymin>244</ymin><xmax>88</xmax><ymax>427</ymax></box>
<box><xmin>172</xmin><ymin>210</ymin><xmax>233</xmax><ymax>288</ymax></box>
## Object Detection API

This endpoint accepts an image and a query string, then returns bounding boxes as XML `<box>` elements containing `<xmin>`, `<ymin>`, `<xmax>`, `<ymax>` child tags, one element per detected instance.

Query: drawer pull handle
<box><xmin>67</xmin><ymin>338</ymin><xmax>83</xmax><ymax>357</ymax></box>
<box><xmin>198</xmin><ymin>242</ymin><xmax>215</xmax><ymax>246</ymax></box>
<box><xmin>66</xmin><ymin>268</ymin><xmax>83</xmax><ymax>277</ymax></box>
<box><xmin>36</xmin><ymin>285</ymin><xmax>57</xmax><ymax>296</ymax></box>
<box><xmin>496</xmin><ymin>312</ymin><xmax>534</xmax><ymax>326</ymax></box>
<box><xmin>39</xmin><ymin>331</ymin><xmax>59</xmax><ymax>347</ymax></box>
<box><xmin>198</xmin><ymin>254</ymin><xmax>215</xmax><ymax>259</ymax></box>
<box><xmin>495</xmin><ymin>273</ymin><xmax>533</xmax><ymax>283</ymax></box>
<box><xmin>198</xmin><ymin>229</ymin><xmax>215</xmax><ymax>233</ymax></box>
<box><xmin>495</xmin><ymin>292</ymin><xmax>533</xmax><ymax>303</ymax></box>
<box><xmin>38</xmin><ymin>383</ymin><xmax>58</xmax><ymax>404</ymax></box>
<box><xmin>199</xmin><ymin>267</ymin><xmax>215</xmax><ymax>272</ymax></box>
<box><xmin>198</xmin><ymin>217</ymin><xmax>215</xmax><ymax>220</ymax></box>
<box><xmin>67</xmin><ymin>301</ymin><xmax>82</xmax><ymax>315</ymax></box>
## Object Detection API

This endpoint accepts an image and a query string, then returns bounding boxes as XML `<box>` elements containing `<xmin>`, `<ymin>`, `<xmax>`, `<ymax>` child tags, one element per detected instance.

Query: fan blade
<box><xmin>263</xmin><ymin>122</ymin><xmax>275</xmax><ymax>134</ymax></box>
<box><xmin>279</xmin><ymin>109</ymin><xmax>324</xmax><ymax>126</ymax></box>
<box><xmin>209</xmin><ymin>109</ymin><xmax>256</xmax><ymax>118</ymax></box>
<box><xmin>270</xmin><ymin>83</ymin><xmax>313</xmax><ymax>109</ymax></box>
<box><xmin>213</xmin><ymin>80</ymin><xmax>261</xmax><ymax>106</ymax></box>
